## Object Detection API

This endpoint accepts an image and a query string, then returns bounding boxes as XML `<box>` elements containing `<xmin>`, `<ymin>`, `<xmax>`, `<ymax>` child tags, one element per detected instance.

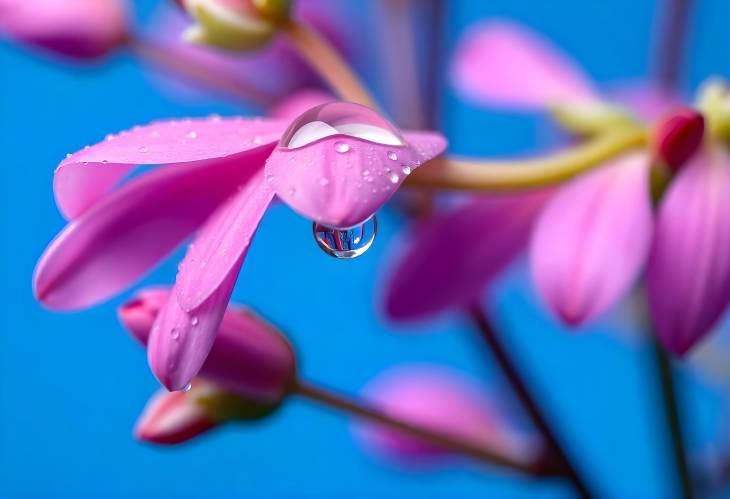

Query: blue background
<box><xmin>2</xmin><ymin>0</ymin><xmax>730</xmax><ymax>497</ymax></box>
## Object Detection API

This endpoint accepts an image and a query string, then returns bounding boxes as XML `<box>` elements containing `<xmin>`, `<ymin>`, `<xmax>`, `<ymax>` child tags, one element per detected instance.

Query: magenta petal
<box><xmin>647</xmin><ymin>148</ymin><xmax>730</xmax><ymax>355</ymax></box>
<box><xmin>175</xmin><ymin>170</ymin><xmax>274</xmax><ymax>312</ymax></box>
<box><xmin>530</xmin><ymin>153</ymin><xmax>653</xmax><ymax>325</ymax></box>
<box><xmin>386</xmin><ymin>191</ymin><xmax>549</xmax><ymax>320</ymax></box>
<box><xmin>266</xmin><ymin>131</ymin><xmax>446</xmax><ymax>228</ymax></box>
<box><xmin>450</xmin><ymin>20</ymin><xmax>598</xmax><ymax>110</ymax></box>
<box><xmin>33</xmin><ymin>152</ymin><xmax>268</xmax><ymax>311</ymax></box>
<box><xmin>269</xmin><ymin>90</ymin><xmax>336</xmax><ymax>120</ymax></box>
<box><xmin>148</xmin><ymin>258</ymin><xmax>242</xmax><ymax>392</ymax></box>
<box><xmin>54</xmin><ymin>117</ymin><xmax>285</xmax><ymax>219</ymax></box>
<box><xmin>0</xmin><ymin>0</ymin><xmax>128</xmax><ymax>59</ymax></box>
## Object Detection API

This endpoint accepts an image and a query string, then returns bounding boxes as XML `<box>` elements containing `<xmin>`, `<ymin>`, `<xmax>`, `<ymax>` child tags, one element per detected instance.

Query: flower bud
<box><xmin>651</xmin><ymin>107</ymin><xmax>705</xmax><ymax>171</ymax></box>
<box><xmin>549</xmin><ymin>101</ymin><xmax>638</xmax><ymax>136</ymax></box>
<box><xmin>697</xmin><ymin>78</ymin><xmax>730</xmax><ymax>142</ymax></box>
<box><xmin>0</xmin><ymin>0</ymin><xmax>129</xmax><ymax>60</ymax></box>
<box><xmin>178</xmin><ymin>0</ymin><xmax>291</xmax><ymax>52</ymax></box>
<box><xmin>119</xmin><ymin>288</ymin><xmax>297</xmax><ymax>405</ymax></box>
<box><xmin>352</xmin><ymin>365</ymin><xmax>540</xmax><ymax>467</ymax></box>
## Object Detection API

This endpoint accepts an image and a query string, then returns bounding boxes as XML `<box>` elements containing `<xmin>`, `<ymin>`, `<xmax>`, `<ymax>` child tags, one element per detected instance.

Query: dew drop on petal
<box><xmin>190</xmin><ymin>317</ymin><xmax>199</xmax><ymax>326</ymax></box>
<box><xmin>387</xmin><ymin>151</ymin><xmax>398</xmax><ymax>161</ymax></box>
<box><xmin>312</xmin><ymin>215</ymin><xmax>377</xmax><ymax>259</ymax></box>
<box><xmin>183</xmin><ymin>383</ymin><xmax>192</xmax><ymax>392</ymax></box>
<box><xmin>171</xmin><ymin>328</ymin><xmax>180</xmax><ymax>340</ymax></box>
<box><xmin>186</xmin><ymin>131</ymin><xmax>198</xmax><ymax>139</ymax></box>
<box><xmin>138</xmin><ymin>146</ymin><xmax>149</xmax><ymax>153</ymax></box>
<box><xmin>334</xmin><ymin>141</ymin><xmax>351</xmax><ymax>153</ymax></box>
<box><xmin>388</xmin><ymin>172</ymin><xmax>399</xmax><ymax>183</ymax></box>
<box><xmin>402</xmin><ymin>165</ymin><xmax>412</xmax><ymax>175</ymax></box>
<box><xmin>319</xmin><ymin>177</ymin><xmax>330</xmax><ymax>187</ymax></box>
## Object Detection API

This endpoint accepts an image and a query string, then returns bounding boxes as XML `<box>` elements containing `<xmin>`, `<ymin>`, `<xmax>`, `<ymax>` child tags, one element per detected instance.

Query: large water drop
<box><xmin>313</xmin><ymin>215</ymin><xmax>377</xmax><ymax>259</ymax></box>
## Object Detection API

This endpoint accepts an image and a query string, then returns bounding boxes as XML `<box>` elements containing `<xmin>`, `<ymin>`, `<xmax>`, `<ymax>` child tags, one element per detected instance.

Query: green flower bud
<box><xmin>696</xmin><ymin>78</ymin><xmax>730</xmax><ymax>142</ymax></box>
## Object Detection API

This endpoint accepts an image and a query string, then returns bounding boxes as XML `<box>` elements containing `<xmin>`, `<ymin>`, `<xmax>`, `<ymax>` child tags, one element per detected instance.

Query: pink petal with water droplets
<box><xmin>175</xmin><ymin>170</ymin><xmax>274</xmax><ymax>312</ymax></box>
<box><xmin>55</xmin><ymin>117</ymin><xmax>285</xmax><ymax>219</ymax></box>
<box><xmin>386</xmin><ymin>191</ymin><xmax>549</xmax><ymax>321</ymax></box>
<box><xmin>647</xmin><ymin>147</ymin><xmax>730</xmax><ymax>355</ymax></box>
<box><xmin>530</xmin><ymin>152</ymin><xmax>653</xmax><ymax>326</ymax></box>
<box><xmin>33</xmin><ymin>150</ymin><xmax>269</xmax><ymax>311</ymax></box>
<box><xmin>353</xmin><ymin>365</ymin><xmax>535</xmax><ymax>466</ymax></box>
<box><xmin>265</xmin><ymin>131</ymin><xmax>446</xmax><ymax>228</ymax></box>
<box><xmin>134</xmin><ymin>389</ymin><xmax>217</xmax><ymax>445</ymax></box>
<box><xmin>0</xmin><ymin>0</ymin><xmax>128</xmax><ymax>59</ymax></box>
<box><xmin>450</xmin><ymin>20</ymin><xmax>598</xmax><ymax>110</ymax></box>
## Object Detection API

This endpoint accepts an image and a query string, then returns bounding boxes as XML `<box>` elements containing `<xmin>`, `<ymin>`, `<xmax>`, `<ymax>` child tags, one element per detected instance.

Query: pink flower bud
<box><xmin>652</xmin><ymin>107</ymin><xmax>705</xmax><ymax>171</ymax></box>
<box><xmin>119</xmin><ymin>288</ymin><xmax>296</xmax><ymax>404</ymax></box>
<box><xmin>135</xmin><ymin>388</ymin><xmax>217</xmax><ymax>445</ymax></box>
<box><xmin>352</xmin><ymin>365</ymin><xmax>540</xmax><ymax>467</ymax></box>
<box><xmin>0</xmin><ymin>0</ymin><xmax>129</xmax><ymax>60</ymax></box>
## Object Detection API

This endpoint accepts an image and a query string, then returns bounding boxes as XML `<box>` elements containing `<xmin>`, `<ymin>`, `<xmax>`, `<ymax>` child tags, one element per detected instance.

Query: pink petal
<box><xmin>607</xmin><ymin>81</ymin><xmax>682</xmax><ymax>122</ymax></box>
<box><xmin>134</xmin><ymin>389</ymin><xmax>217</xmax><ymax>445</ymax></box>
<box><xmin>385</xmin><ymin>191</ymin><xmax>549</xmax><ymax>320</ymax></box>
<box><xmin>33</xmin><ymin>152</ymin><xmax>268</xmax><ymax>311</ymax></box>
<box><xmin>530</xmin><ymin>152</ymin><xmax>653</xmax><ymax>326</ymax></box>
<box><xmin>148</xmin><ymin>171</ymin><xmax>274</xmax><ymax>391</ymax></box>
<box><xmin>353</xmin><ymin>365</ymin><xmax>536</xmax><ymax>466</ymax></box>
<box><xmin>268</xmin><ymin>89</ymin><xmax>336</xmax><ymax>120</ymax></box>
<box><xmin>55</xmin><ymin>117</ymin><xmax>285</xmax><ymax>219</ymax></box>
<box><xmin>647</xmin><ymin>147</ymin><xmax>730</xmax><ymax>355</ymax></box>
<box><xmin>0</xmin><ymin>0</ymin><xmax>128</xmax><ymax>59</ymax></box>
<box><xmin>120</xmin><ymin>289</ymin><xmax>297</xmax><ymax>403</ymax></box>
<box><xmin>267</xmin><ymin>120</ymin><xmax>446</xmax><ymax>227</ymax></box>
<box><xmin>175</xmin><ymin>170</ymin><xmax>274</xmax><ymax>312</ymax></box>
<box><xmin>450</xmin><ymin>20</ymin><xmax>598</xmax><ymax>110</ymax></box>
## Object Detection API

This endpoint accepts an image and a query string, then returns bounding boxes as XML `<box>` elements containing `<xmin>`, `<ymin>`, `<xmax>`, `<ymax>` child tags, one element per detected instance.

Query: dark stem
<box><xmin>293</xmin><ymin>379</ymin><xmax>548</xmax><ymax>475</ymax></box>
<box><xmin>650</xmin><ymin>333</ymin><xmax>694</xmax><ymax>498</ymax></box>
<box><xmin>654</xmin><ymin>0</ymin><xmax>693</xmax><ymax>90</ymax></box>
<box><xmin>423</xmin><ymin>0</ymin><xmax>446</xmax><ymax>130</ymax></box>
<box><xmin>467</xmin><ymin>304</ymin><xmax>594</xmax><ymax>499</ymax></box>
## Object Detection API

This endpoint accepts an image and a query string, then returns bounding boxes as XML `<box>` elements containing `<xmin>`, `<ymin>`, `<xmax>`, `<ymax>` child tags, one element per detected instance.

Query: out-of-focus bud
<box><xmin>0</xmin><ymin>0</ymin><xmax>129</xmax><ymax>60</ymax></box>
<box><xmin>352</xmin><ymin>365</ymin><xmax>540</xmax><ymax>468</ymax></box>
<box><xmin>651</xmin><ymin>107</ymin><xmax>705</xmax><ymax>171</ymax></box>
<box><xmin>119</xmin><ymin>288</ymin><xmax>297</xmax><ymax>405</ymax></box>
<box><xmin>697</xmin><ymin>78</ymin><xmax>730</xmax><ymax>142</ymax></box>
<box><xmin>178</xmin><ymin>0</ymin><xmax>291</xmax><ymax>51</ymax></box>
<box><xmin>548</xmin><ymin>101</ymin><xmax>638</xmax><ymax>136</ymax></box>
<box><xmin>135</xmin><ymin>380</ymin><xmax>279</xmax><ymax>445</ymax></box>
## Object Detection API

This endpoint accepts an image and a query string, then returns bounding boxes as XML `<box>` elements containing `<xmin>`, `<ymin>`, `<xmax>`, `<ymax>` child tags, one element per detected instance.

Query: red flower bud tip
<box><xmin>135</xmin><ymin>388</ymin><xmax>217</xmax><ymax>445</ymax></box>
<box><xmin>652</xmin><ymin>107</ymin><xmax>705</xmax><ymax>171</ymax></box>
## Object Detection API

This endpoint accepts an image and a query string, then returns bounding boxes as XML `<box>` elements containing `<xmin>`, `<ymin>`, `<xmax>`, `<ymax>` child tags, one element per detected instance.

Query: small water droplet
<box><xmin>191</xmin><ymin>317</ymin><xmax>199</xmax><ymax>326</ymax></box>
<box><xmin>171</xmin><ymin>328</ymin><xmax>180</xmax><ymax>340</ymax></box>
<box><xmin>312</xmin><ymin>215</ymin><xmax>377</xmax><ymax>259</ymax></box>
<box><xmin>101</xmin><ymin>159</ymin><xmax>109</xmax><ymax>164</ymax></box>
<box><xmin>186</xmin><ymin>131</ymin><xmax>198</xmax><ymax>139</ymax></box>
<box><xmin>138</xmin><ymin>146</ymin><xmax>149</xmax><ymax>153</ymax></box>
<box><xmin>388</xmin><ymin>172</ymin><xmax>399</xmax><ymax>183</ymax></box>
<box><xmin>265</xmin><ymin>174</ymin><xmax>275</xmax><ymax>184</ymax></box>
<box><xmin>402</xmin><ymin>165</ymin><xmax>412</xmax><ymax>175</ymax></box>
<box><xmin>361</xmin><ymin>170</ymin><xmax>370</xmax><ymax>177</ymax></box>
<box><xmin>319</xmin><ymin>177</ymin><xmax>330</xmax><ymax>187</ymax></box>
<box><xmin>288</xmin><ymin>187</ymin><xmax>297</xmax><ymax>196</ymax></box>
<box><xmin>183</xmin><ymin>383</ymin><xmax>192</xmax><ymax>392</ymax></box>
<box><xmin>334</xmin><ymin>141</ymin><xmax>351</xmax><ymax>153</ymax></box>
<box><xmin>387</xmin><ymin>151</ymin><xmax>398</xmax><ymax>161</ymax></box>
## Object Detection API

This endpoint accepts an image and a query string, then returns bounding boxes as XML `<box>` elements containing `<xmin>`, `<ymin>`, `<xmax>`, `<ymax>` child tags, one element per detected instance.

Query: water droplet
<box><xmin>319</xmin><ymin>177</ymin><xmax>329</xmax><ymax>187</ymax></box>
<box><xmin>265</xmin><ymin>174</ymin><xmax>275</xmax><ymax>184</ymax></box>
<box><xmin>191</xmin><ymin>317</ymin><xmax>199</xmax><ymax>326</ymax></box>
<box><xmin>387</xmin><ymin>151</ymin><xmax>398</xmax><ymax>161</ymax></box>
<box><xmin>388</xmin><ymin>172</ymin><xmax>399</xmax><ymax>183</ymax></box>
<box><xmin>402</xmin><ymin>165</ymin><xmax>412</xmax><ymax>175</ymax></box>
<box><xmin>186</xmin><ymin>131</ymin><xmax>198</xmax><ymax>139</ymax></box>
<box><xmin>183</xmin><ymin>383</ymin><xmax>192</xmax><ymax>392</ymax></box>
<box><xmin>361</xmin><ymin>170</ymin><xmax>370</xmax><ymax>177</ymax></box>
<box><xmin>334</xmin><ymin>141</ymin><xmax>350</xmax><ymax>153</ymax></box>
<box><xmin>313</xmin><ymin>215</ymin><xmax>377</xmax><ymax>259</ymax></box>
<box><xmin>138</xmin><ymin>146</ymin><xmax>149</xmax><ymax>153</ymax></box>
<box><xmin>101</xmin><ymin>159</ymin><xmax>109</xmax><ymax>164</ymax></box>
<box><xmin>171</xmin><ymin>328</ymin><xmax>180</xmax><ymax>340</ymax></box>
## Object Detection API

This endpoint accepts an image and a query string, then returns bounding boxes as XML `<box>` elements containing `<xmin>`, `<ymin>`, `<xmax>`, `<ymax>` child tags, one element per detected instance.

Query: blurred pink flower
<box><xmin>0</xmin><ymin>0</ymin><xmax>129</xmax><ymax>59</ymax></box>
<box><xmin>119</xmin><ymin>288</ymin><xmax>296</xmax><ymax>403</ymax></box>
<box><xmin>353</xmin><ymin>365</ymin><xmax>538</xmax><ymax>467</ymax></box>
<box><xmin>34</xmin><ymin>102</ymin><xmax>446</xmax><ymax>390</ymax></box>
<box><xmin>135</xmin><ymin>388</ymin><xmax>217</xmax><ymax>445</ymax></box>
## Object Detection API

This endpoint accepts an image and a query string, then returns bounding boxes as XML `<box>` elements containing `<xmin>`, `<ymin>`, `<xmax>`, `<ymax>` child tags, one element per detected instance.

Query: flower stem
<box><xmin>293</xmin><ymin>379</ymin><xmax>549</xmax><ymax>475</ymax></box>
<box><xmin>467</xmin><ymin>305</ymin><xmax>594</xmax><ymax>499</ymax></box>
<box><xmin>654</xmin><ymin>0</ymin><xmax>693</xmax><ymax>90</ymax></box>
<box><xmin>650</xmin><ymin>331</ymin><xmax>694</xmax><ymax>498</ymax></box>
<box><xmin>127</xmin><ymin>36</ymin><xmax>276</xmax><ymax>109</ymax></box>
<box><xmin>281</xmin><ymin>20</ymin><xmax>379</xmax><ymax>110</ymax></box>
<box><xmin>407</xmin><ymin>129</ymin><xmax>647</xmax><ymax>191</ymax></box>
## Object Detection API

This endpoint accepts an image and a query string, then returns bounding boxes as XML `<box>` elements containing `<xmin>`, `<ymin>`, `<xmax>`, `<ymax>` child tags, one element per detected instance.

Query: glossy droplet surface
<box><xmin>281</xmin><ymin>102</ymin><xmax>406</xmax><ymax>149</ymax></box>
<box><xmin>313</xmin><ymin>215</ymin><xmax>378</xmax><ymax>259</ymax></box>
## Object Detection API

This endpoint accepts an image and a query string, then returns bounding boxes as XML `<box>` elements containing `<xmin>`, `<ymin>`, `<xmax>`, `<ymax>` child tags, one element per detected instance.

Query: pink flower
<box><xmin>449</xmin><ymin>19</ymin><xmax>730</xmax><ymax>355</ymax></box>
<box><xmin>135</xmin><ymin>387</ymin><xmax>218</xmax><ymax>445</ymax></box>
<box><xmin>0</xmin><ymin>0</ymin><xmax>129</xmax><ymax>60</ymax></box>
<box><xmin>352</xmin><ymin>365</ymin><xmax>539</xmax><ymax>467</ymax></box>
<box><xmin>119</xmin><ymin>288</ymin><xmax>296</xmax><ymax>403</ymax></box>
<box><xmin>34</xmin><ymin>102</ymin><xmax>446</xmax><ymax>390</ymax></box>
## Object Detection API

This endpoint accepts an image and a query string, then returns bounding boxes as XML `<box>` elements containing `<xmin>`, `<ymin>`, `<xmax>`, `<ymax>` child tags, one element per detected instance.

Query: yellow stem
<box><xmin>281</xmin><ymin>19</ymin><xmax>379</xmax><ymax>110</ymax></box>
<box><xmin>406</xmin><ymin>129</ymin><xmax>648</xmax><ymax>191</ymax></box>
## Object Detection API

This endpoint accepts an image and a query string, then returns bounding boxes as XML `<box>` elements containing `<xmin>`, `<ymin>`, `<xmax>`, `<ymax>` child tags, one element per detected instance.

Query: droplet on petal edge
<box><xmin>313</xmin><ymin>215</ymin><xmax>378</xmax><ymax>259</ymax></box>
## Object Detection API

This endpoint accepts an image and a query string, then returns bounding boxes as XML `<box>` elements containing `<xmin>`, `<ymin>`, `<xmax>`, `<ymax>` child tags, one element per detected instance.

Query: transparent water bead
<box><xmin>281</xmin><ymin>102</ymin><xmax>406</xmax><ymax>149</ymax></box>
<box><xmin>313</xmin><ymin>215</ymin><xmax>378</xmax><ymax>259</ymax></box>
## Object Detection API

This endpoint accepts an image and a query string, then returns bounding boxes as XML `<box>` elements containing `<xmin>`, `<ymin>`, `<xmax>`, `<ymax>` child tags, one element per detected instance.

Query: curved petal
<box><xmin>148</xmin><ymin>171</ymin><xmax>273</xmax><ymax>391</ymax></box>
<box><xmin>266</xmin><ymin>130</ymin><xmax>446</xmax><ymax>228</ymax></box>
<box><xmin>54</xmin><ymin>116</ymin><xmax>285</xmax><ymax>219</ymax></box>
<box><xmin>175</xmin><ymin>170</ymin><xmax>274</xmax><ymax>311</ymax></box>
<box><xmin>647</xmin><ymin>147</ymin><xmax>730</xmax><ymax>355</ymax></box>
<box><xmin>450</xmin><ymin>20</ymin><xmax>598</xmax><ymax>110</ymax></box>
<box><xmin>385</xmin><ymin>191</ymin><xmax>549</xmax><ymax>320</ymax></box>
<box><xmin>134</xmin><ymin>389</ymin><xmax>217</xmax><ymax>445</ymax></box>
<box><xmin>33</xmin><ymin>149</ymin><xmax>270</xmax><ymax>311</ymax></box>
<box><xmin>530</xmin><ymin>152</ymin><xmax>653</xmax><ymax>325</ymax></box>
<box><xmin>0</xmin><ymin>0</ymin><xmax>128</xmax><ymax>59</ymax></box>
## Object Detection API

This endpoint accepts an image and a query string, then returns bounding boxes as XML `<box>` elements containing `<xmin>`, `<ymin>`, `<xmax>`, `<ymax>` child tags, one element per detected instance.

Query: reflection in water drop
<box><xmin>313</xmin><ymin>215</ymin><xmax>378</xmax><ymax>259</ymax></box>
<box><xmin>183</xmin><ymin>383</ymin><xmax>192</xmax><ymax>392</ymax></box>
